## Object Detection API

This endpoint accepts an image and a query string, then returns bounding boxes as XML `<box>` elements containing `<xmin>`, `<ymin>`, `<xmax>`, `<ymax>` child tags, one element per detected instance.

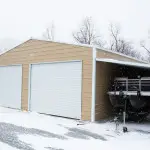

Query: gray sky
<box><xmin>0</xmin><ymin>0</ymin><xmax>150</xmax><ymax>55</ymax></box>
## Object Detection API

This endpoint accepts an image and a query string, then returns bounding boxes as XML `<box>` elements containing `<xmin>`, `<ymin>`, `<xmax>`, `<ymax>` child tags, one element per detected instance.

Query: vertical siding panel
<box><xmin>95</xmin><ymin>62</ymin><xmax>112</xmax><ymax>120</ymax></box>
<box><xmin>21</xmin><ymin>65</ymin><xmax>29</xmax><ymax>110</ymax></box>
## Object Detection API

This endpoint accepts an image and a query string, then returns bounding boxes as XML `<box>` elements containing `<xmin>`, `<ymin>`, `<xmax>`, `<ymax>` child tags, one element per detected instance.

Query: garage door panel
<box><xmin>30</xmin><ymin>61</ymin><xmax>82</xmax><ymax>119</ymax></box>
<box><xmin>0</xmin><ymin>65</ymin><xmax>22</xmax><ymax>109</ymax></box>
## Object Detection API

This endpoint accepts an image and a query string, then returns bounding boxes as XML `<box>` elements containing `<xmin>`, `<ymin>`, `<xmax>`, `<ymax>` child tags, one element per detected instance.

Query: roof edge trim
<box><xmin>96</xmin><ymin>58</ymin><xmax>150</xmax><ymax>68</ymax></box>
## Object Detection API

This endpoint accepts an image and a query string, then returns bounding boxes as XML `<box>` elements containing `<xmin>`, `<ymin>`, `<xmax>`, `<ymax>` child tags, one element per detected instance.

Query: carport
<box><xmin>93</xmin><ymin>56</ymin><xmax>150</xmax><ymax>121</ymax></box>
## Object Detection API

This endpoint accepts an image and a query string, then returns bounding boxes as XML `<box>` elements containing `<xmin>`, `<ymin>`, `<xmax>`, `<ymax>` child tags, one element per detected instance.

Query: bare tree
<box><xmin>140</xmin><ymin>36</ymin><xmax>150</xmax><ymax>62</ymax></box>
<box><xmin>43</xmin><ymin>22</ymin><xmax>55</xmax><ymax>41</ymax></box>
<box><xmin>109</xmin><ymin>23</ymin><xmax>140</xmax><ymax>59</ymax></box>
<box><xmin>109</xmin><ymin>23</ymin><xmax>120</xmax><ymax>51</ymax></box>
<box><xmin>140</xmin><ymin>40</ymin><xmax>150</xmax><ymax>54</ymax></box>
<box><xmin>73</xmin><ymin>17</ymin><xmax>105</xmax><ymax>47</ymax></box>
<box><xmin>140</xmin><ymin>29</ymin><xmax>150</xmax><ymax>62</ymax></box>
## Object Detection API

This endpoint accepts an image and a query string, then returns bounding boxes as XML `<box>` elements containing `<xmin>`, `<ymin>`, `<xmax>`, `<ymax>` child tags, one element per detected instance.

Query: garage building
<box><xmin>0</xmin><ymin>39</ymin><xmax>149</xmax><ymax>121</ymax></box>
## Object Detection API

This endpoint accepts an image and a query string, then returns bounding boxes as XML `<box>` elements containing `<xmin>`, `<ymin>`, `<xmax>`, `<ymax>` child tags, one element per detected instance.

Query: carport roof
<box><xmin>96</xmin><ymin>58</ymin><xmax>150</xmax><ymax>69</ymax></box>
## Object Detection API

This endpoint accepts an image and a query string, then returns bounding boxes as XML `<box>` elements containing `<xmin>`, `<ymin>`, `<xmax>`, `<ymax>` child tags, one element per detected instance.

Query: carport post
<box><xmin>91</xmin><ymin>47</ymin><xmax>96</xmax><ymax>122</ymax></box>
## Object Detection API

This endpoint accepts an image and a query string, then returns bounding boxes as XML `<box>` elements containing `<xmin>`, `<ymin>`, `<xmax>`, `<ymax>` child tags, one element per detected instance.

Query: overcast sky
<box><xmin>0</xmin><ymin>0</ymin><xmax>150</xmax><ymax>54</ymax></box>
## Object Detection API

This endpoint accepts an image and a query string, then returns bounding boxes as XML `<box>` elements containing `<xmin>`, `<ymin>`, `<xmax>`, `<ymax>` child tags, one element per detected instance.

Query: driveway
<box><xmin>0</xmin><ymin>107</ymin><xmax>150</xmax><ymax>150</ymax></box>
<box><xmin>0</xmin><ymin>122</ymin><xmax>107</xmax><ymax>150</ymax></box>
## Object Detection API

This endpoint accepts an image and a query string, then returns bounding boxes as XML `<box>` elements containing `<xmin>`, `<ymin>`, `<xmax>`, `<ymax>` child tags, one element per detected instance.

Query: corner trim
<box><xmin>91</xmin><ymin>47</ymin><xmax>96</xmax><ymax>122</ymax></box>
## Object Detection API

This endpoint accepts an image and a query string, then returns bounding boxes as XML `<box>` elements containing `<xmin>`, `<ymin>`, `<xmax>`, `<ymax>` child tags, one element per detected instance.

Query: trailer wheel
<box><xmin>123</xmin><ymin>127</ymin><xmax>128</xmax><ymax>133</ymax></box>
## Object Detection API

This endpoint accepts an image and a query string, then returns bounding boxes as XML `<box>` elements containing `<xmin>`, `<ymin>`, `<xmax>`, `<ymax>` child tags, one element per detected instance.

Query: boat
<box><xmin>108</xmin><ymin>77</ymin><xmax>150</xmax><ymax>121</ymax></box>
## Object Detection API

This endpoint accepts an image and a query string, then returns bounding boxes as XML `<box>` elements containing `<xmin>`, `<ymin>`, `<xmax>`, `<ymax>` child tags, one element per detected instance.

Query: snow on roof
<box><xmin>96</xmin><ymin>58</ymin><xmax>150</xmax><ymax>68</ymax></box>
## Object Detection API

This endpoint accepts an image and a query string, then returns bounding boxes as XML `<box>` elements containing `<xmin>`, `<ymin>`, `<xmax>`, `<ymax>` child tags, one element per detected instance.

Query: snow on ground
<box><xmin>0</xmin><ymin>107</ymin><xmax>150</xmax><ymax>150</ymax></box>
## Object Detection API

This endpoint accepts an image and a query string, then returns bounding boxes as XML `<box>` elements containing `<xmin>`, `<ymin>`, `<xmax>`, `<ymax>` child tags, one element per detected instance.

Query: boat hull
<box><xmin>107</xmin><ymin>77</ymin><xmax>150</xmax><ymax>121</ymax></box>
<box><xmin>129</xmin><ymin>95</ymin><xmax>147</xmax><ymax>109</ymax></box>
<box><xmin>109</xmin><ymin>94</ymin><xmax>125</xmax><ymax>108</ymax></box>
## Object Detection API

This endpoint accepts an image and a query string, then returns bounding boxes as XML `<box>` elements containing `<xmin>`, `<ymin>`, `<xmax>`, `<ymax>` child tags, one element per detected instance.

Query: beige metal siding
<box><xmin>95</xmin><ymin>62</ymin><xmax>115</xmax><ymax>120</ymax></box>
<box><xmin>0</xmin><ymin>39</ymin><xmax>92</xmax><ymax>120</ymax></box>
<box><xmin>96</xmin><ymin>50</ymin><xmax>143</xmax><ymax>62</ymax></box>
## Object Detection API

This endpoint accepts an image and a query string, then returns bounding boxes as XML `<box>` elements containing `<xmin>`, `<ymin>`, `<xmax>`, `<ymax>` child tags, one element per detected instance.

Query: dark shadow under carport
<box><xmin>95</xmin><ymin>59</ymin><xmax>150</xmax><ymax>121</ymax></box>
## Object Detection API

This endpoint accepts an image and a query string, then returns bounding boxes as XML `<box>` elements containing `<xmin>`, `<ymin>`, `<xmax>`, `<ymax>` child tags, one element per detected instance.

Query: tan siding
<box><xmin>0</xmin><ymin>39</ymin><xmax>92</xmax><ymax>120</ymax></box>
<box><xmin>95</xmin><ymin>62</ymin><xmax>116</xmax><ymax>120</ymax></box>
<box><xmin>96</xmin><ymin>50</ymin><xmax>144</xmax><ymax>63</ymax></box>
<box><xmin>21</xmin><ymin>64</ymin><xmax>29</xmax><ymax>110</ymax></box>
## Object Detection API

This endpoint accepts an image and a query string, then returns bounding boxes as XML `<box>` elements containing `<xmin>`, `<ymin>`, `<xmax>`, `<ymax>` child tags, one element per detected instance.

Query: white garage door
<box><xmin>0</xmin><ymin>65</ymin><xmax>22</xmax><ymax>109</ymax></box>
<box><xmin>29</xmin><ymin>61</ymin><xmax>82</xmax><ymax>119</ymax></box>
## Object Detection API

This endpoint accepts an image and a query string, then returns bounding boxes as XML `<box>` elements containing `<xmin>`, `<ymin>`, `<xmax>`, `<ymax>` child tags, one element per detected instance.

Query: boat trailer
<box><xmin>108</xmin><ymin>77</ymin><xmax>150</xmax><ymax>123</ymax></box>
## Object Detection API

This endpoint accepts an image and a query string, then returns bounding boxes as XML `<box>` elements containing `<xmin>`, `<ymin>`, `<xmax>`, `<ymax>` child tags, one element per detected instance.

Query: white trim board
<box><xmin>28</xmin><ymin>64</ymin><xmax>32</xmax><ymax>111</ymax></box>
<box><xmin>96</xmin><ymin>58</ymin><xmax>150</xmax><ymax>69</ymax></box>
<box><xmin>29</xmin><ymin>60</ymin><xmax>81</xmax><ymax>65</ymax></box>
<box><xmin>0</xmin><ymin>64</ymin><xmax>22</xmax><ymax>67</ymax></box>
<box><xmin>91</xmin><ymin>47</ymin><xmax>96</xmax><ymax>122</ymax></box>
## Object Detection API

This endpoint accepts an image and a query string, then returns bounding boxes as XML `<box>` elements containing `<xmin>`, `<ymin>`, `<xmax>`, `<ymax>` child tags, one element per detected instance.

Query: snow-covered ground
<box><xmin>0</xmin><ymin>107</ymin><xmax>150</xmax><ymax>150</ymax></box>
